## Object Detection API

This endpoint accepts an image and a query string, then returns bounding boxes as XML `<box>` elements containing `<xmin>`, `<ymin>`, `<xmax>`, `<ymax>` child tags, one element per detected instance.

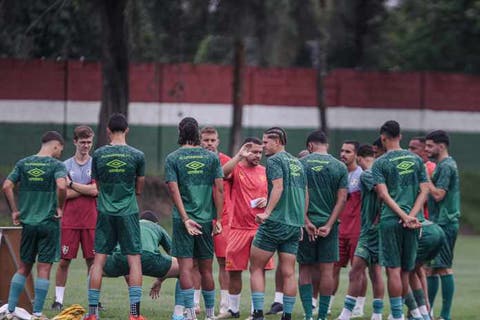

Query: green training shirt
<box><xmin>164</xmin><ymin>147</ymin><xmax>223</xmax><ymax>223</ymax></box>
<box><xmin>428</xmin><ymin>156</ymin><xmax>460</xmax><ymax>225</ymax></box>
<box><xmin>7</xmin><ymin>155</ymin><xmax>67</xmax><ymax>225</ymax></box>
<box><xmin>300</xmin><ymin>153</ymin><xmax>348</xmax><ymax>226</ymax></box>
<box><xmin>92</xmin><ymin>144</ymin><xmax>145</xmax><ymax>216</ymax></box>
<box><xmin>372</xmin><ymin>149</ymin><xmax>427</xmax><ymax>221</ymax></box>
<box><xmin>140</xmin><ymin>219</ymin><xmax>172</xmax><ymax>254</ymax></box>
<box><xmin>359</xmin><ymin>169</ymin><xmax>380</xmax><ymax>235</ymax></box>
<box><xmin>266</xmin><ymin>151</ymin><xmax>306</xmax><ymax>227</ymax></box>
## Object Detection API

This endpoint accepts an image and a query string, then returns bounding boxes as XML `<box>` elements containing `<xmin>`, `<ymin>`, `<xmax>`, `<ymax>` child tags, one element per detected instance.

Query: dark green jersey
<box><xmin>300</xmin><ymin>153</ymin><xmax>348</xmax><ymax>226</ymax></box>
<box><xmin>428</xmin><ymin>157</ymin><xmax>460</xmax><ymax>225</ymax></box>
<box><xmin>372</xmin><ymin>150</ymin><xmax>427</xmax><ymax>221</ymax></box>
<box><xmin>140</xmin><ymin>219</ymin><xmax>172</xmax><ymax>254</ymax></box>
<box><xmin>359</xmin><ymin>170</ymin><xmax>380</xmax><ymax>235</ymax></box>
<box><xmin>7</xmin><ymin>155</ymin><xmax>67</xmax><ymax>225</ymax></box>
<box><xmin>266</xmin><ymin>151</ymin><xmax>306</xmax><ymax>227</ymax></box>
<box><xmin>164</xmin><ymin>147</ymin><xmax>223</xmax><ymax>223</ymax></box>
<box><xmin>92</xmin><ymin>144</ymin><xmax>145</xmax><ymax>216</ymax></box>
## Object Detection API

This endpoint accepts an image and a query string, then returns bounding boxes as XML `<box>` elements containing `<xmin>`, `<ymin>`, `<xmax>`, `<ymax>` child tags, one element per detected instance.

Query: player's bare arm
<box><xmin>55</xmin><ymin>177</ymin><xmax>67</xmax><ymax>219</ymax></box>
<box><xmin>319</xmin><ymin>187</ymin><xmax>348</xmax><ymax>237</ymax></box>
<box><xmin>222</xmin><ymin>142</ymin><xmax>252</xmax><ymax>177</ymax></box>
<box><xmin>2</xmin><ymin>179</ymin><xmax>20</xmax><ymax>225</ymax></box>
<box><xmin>213</xmin><ymin>177</ymin><xmax>224</xmax><ymax>234</ymax></box>
<box><xmin>135</xmin><ymin>176</ymin><xmax>145</xmax><ymax>195</ymax></box>
<box><xmin>304</xmin><ymin>189</ymin><xmax>316</xmax><ymax>241</ymax></box>
<box><xmin>167</xmin><ymin>181</ymin><xmax>202</xmax><ymax>235</ymax></box>
<box><xmin>67</xmin><ymin>175</ymin><xmax>98</xmax><ymax>198</ymax></box>
<box><xmin>256</xmin><ymin>177</ymin><xmax>283</xmax><ymax>224</ymax></box>
<box><xmin>408</xmin><ymin>182</ymin><xmax>430</xmax><ymax>218</ymax></box>
<box><xmin>375</xmin><ymin>183</ymin><xmax>417</xmax><ymax>227</ymax></box>
<box><xmin>427</xmin><ymin>182</ymin><xmax>447</xmax><ymax>202</ymax></box>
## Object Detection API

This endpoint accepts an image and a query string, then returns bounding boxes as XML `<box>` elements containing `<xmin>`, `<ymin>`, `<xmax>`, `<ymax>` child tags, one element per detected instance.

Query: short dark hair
<box><xmin>178</xmin><ymin>117</ymin><xmax>200</xmax><ymax>146</ymax></box>
<box><xmin>306</xmin><ymin>130</ymin><xmax>327</xmax><ymax>146</ymax></box>
<box><xmin>343</xmin><ymin>140</ymin><xmax>360</xmax><ymax>152</ymax></box>
<box><xmin>410</xmin><ymin>136</ymin><xmax>426</xmax><ymax>144</ymax></box>
<box><xmin>372</xmin><ymin>137</ymin><xmax>383</xmax><ymax>149</ymax></box>
<box><xmin>357</xmin><ymin>144</ymin><xmax>375</xmax><ymax>158</ymax></box>
<box><xmin>140</xmin><ymin>210</ymin><xmax>159</xmax><ymax>223</ymax></box>
<box><xmin>108</xmin><ymin>113</ymin><xmax>128</xmax><ymax>133</ymax></box>
<box><xmin>243</xmin><ymin>137</ymin><xmax>262</xmax><ymax>145</ymax></box>
<box><xmin>425</xmin><ymin>130</ymin><xmax>450</xmax><ymax>147</ymax></box>
<box><xmin>380</xmin><ymin>120</ymin><xmax>400</xmax><ymax>138</ymax></box>
<box><xmin>264</xmin><ymin>127</ymin><xmax>287</xmax><ymax>145</ymax></box>
<box><xmin>73</xmin><ymin>125</ymin><xmax>95</xmax><ymax>140</ymax></box>
<box><xmin>41</xmin><ymin>131</ymin><xmax>64</xmax><ymax>145</ymax></box>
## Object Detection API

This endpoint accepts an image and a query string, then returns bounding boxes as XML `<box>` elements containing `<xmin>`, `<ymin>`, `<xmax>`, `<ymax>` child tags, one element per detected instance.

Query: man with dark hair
<box><xmin>217</xmin><ymin>137</ymin><xmax>274</xmax><ymax>319</ymax></box>
<box><xmin>165</xmin><ymin>117</ymin><xmax>224</xmax><ymax>320</ymax></box>
<box><xmin>332</xmin><ymin>140</ymin><xmax>366</xmax><ymax>317</ymax></box>
<box><xmin>52</xmin><ymin>125</ymin><xmax>98</xmax><ymax>311</ymax></box>
<box><xmin>425</xmin><ymin>130</ymin><xmax>459</xmax><ymax>320</ymax></box>
<box><xmin>200</xmin><ymin>126</ymin><xmax>232</xmax><ymax>315</ymax></box>
<box><xmin>337</xmin><ymin>145</ymin><xmax>384</xmax><ymax>320</ymax></box>
<box><xmin>249</xmin><ymin>127</ymin><xmax>306</xmax><ymax>320</ymax></box>
<box><xmin>86</xmin><ymin>113</ymin><xmax>146</xmax><ymax>320</ymax></box>
<box><xmin>297</xmin><ymin>130</ymin><xmax>348</xmax><ymax>320</ymax></box>
<box><xmin>372</xmin><ymin>120</ymin><xmax>428</xmax><ymax>320</ymax></box>
<box><xmin>372</xmin><ymin>138</ymin><xmax>385</xmax><ymax>158</ymax></box>
<box><xmin>2</xmin><ymin>131</ymin><xmax>67</xmax><ymax>320</ymax></box>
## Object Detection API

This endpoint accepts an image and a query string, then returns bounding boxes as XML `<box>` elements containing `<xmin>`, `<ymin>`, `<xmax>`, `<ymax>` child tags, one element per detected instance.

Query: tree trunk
<box><xmin>316</xmin><ymin>0</ymin><xmax>329</xmax><ymax>133</ymax></box>
<box><xmin>96</xmin><ymin>0</ymin><xmax>129</xmax><ymax>147</ymax></box>
<box><xmin>229</xmin><ymin>35</ymin><xmax>245</xmax><ymax>156</ymax></box>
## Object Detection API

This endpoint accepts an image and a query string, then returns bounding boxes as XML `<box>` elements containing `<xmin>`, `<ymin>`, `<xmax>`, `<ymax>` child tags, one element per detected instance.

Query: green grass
<box><xmin>25</xmin><ymin>235</ymin><xmax>478</xmax><ymax>319</ymax></box>
<box><xmin>460</xmin><ymin>171</ymin><xmax>480</xmax><ymax>233</ymax></box>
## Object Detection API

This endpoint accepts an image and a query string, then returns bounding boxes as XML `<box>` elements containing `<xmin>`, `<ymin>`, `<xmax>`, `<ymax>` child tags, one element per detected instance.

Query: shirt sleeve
<box><xmin>360</xmin><ymin>171</ymin><xmax>375</xmax><ymax>191</ymax></box>
<box><xmin>372</xmin><ymin>160</ymin><xmax>385</xmax><ymax>185</ymax></box>
<box><xmin>417</xmin><ymin>159</ymin><xmax>428</xmax><ymax>183</ymax></box>
<box><xmin>54</xmin><ymin>162</ymin><xmax>68</xmax><ymax>179</ymax></box>
<box><xmin>6</xmin><ymin>162</ymin><xmax>21</xmax><ymax>183</ymax></box>
<box><xmin>136</xmin><ymin>152</ymin><xmax>146</xmax><ymax>177</ymax></box>
<box><xmin>164</xmin><ymin>155</ymin><xmax>178</xmax><ymax>183</ymax></box>
<box><xmin>91</xmin><ymin>153</ymin><xmax>98</xmax><ymax>180</ymax></box>
<box><xmin>213</xmin><ymin>155</ymin><xmax>224</xmax><ymax>180</ymax></box>
<box><xmin>338</xmin><ymin>165</ymin><xmax>349</xmax><ymax>189</ymax></box>
<box><xmin>267</xmin><ymin>157</ymin><xmax>283</xmax><ymax>181</ymax></box>
<box><xmin>434</xmin><ymin>164</ymin><xmax>452</xmax><ymax>191</ymax></box>
<box><xmin>158</xmin><ymin>226</ymin><xmax>172</xmax><ymax>254</ymax></box>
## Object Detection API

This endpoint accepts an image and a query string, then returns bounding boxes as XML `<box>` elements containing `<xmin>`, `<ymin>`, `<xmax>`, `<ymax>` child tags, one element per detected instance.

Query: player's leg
<box><xmin>332</xmin><ymin>237</ymin><xmax>349</xmax><ymax>313</ymax></box>
<box><xmin>266</xmin><ymin>263</ymin><xmax>284</xmax><ymax>315</ymax></box>
<box><xmin>6</xmin><ymin>260</ymin><xmax>33</xmax><ymax>315</ymax></box>
<box><xmin>297</xmin><ymin>234</ymin><xmax>316</xmax><ymax>320</ymax></box>
<box><xmin>32</xmin><ymin>262</ymin><xmax>54</xmax><ymax>317</ymax></box>
<box><xmin>368</xmin><ymin>264</ymin><xmax>384</xmax><ymax>320</ymax></box>
<box><xmin>337</xmin><ymin>256</ymin><xmax>367</xmax><ymax>320</ymax></box>
<box><xmin>278</xmin><ymin>251</ymin><xmax>297</xmax><ymax>320</ymax></box>
<box><xmin>409</xmin><ymin>266</ymin><xmax>431</xmax><ymax>320</ymax></box>
<box><xmin>192</xmin><ymin>260</ymin><xmax>202</xmax><ymax>314</ymax></box>
<box><xmin>317</xmin><ymin>262</ymin><xmax>334</xmax><ymax>320</ymax></box>
<box><xmin>349</xmin><ymin>238</ymin><xmax>366</xmax><ymax>319</ymax></box>
<box><xmin>249</xmin><ymin>245</ymin><xmax>275</xmax><ymax>320</ymax></box>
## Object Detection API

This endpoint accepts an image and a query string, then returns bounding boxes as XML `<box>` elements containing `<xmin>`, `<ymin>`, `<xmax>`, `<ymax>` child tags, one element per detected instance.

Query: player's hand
<box><xmin>255</xmin><ymin>198</ymin><xmax>267</xmax><ymax>208</ymax></box>
<box><xmin>213</xmin><ymin>220</ymin><xmax>222</xmax><ymax>235</ymax></box>
<box><xmin>237</xmin><ymin>142</ymin><xmax>253</xmax><ymax>159</ymax></box>
<box><xmin>184</xmin><ymin>219</ymin><xmax>202</xmax><ymax>235</ymax></box>
<box><xmin>66</xmin><ymin>176</ymin><xmax>72</xmax><ymax>186</ymax></box>
<box><xmin>255</xmin><ymin>212</ymin><xmax>270</xmax><ymax>224</ymax></box>
<box><xmin>149</xmin><ymin>279</ymin><xmax>162</xmax><ymax>299</ymax></box>
<box><xmin>400</xmin><ymin>215</ymin><xmax>420</xmax><ymax>229</ymax></box>
<box><xmin>11</xmin><ymin>211</ymin><xmax>20</xmax><ymax>225</ymax></box>
<box><xmin>304</xmin><ymin>221</ymin><xmax>317</xmax><ymax>241</ymax></box>
<box><xmin>317</xmin><ymin>225</ymin><xmax>332</xmax><ymax>238</ymax></box>
<box><xmin>54</xmin><ymin>207</ymin><xmax>63</xmax><ymax>219</ymax></box>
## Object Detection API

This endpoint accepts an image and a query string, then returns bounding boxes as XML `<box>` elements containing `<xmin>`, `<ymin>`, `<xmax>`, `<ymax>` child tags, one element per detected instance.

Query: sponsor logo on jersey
<box><xmin>27</xmin><ymin>168</ymin><xmax>45</xmax><ymax>181</ymax></box>
<box><xmin>186</xmin><ymin>161</ymin><xmax>205</xmax><ymax>174</ymax></box>
<box><xmin>106</xmin><ymin>159</ymin><xmax>127</xmax><ymax>173</ymax></box>
<box><xmin>397</xmin><ymin>161</ymin><xmax>415</xmax><ymax>175</ymax></box>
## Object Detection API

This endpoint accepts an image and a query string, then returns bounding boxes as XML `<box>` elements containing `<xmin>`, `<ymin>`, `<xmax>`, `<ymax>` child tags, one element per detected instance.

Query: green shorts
<box><xmin>416</xmin><ymin>221</ymin><xmax>445</xmax><ymax>264</ymax></box>
<box><xmin>171</xmin><ymin>219</ymin><xmax>213</xmax><ymax>259</ymax></box>
<box><xmin>253</xmin><ymin>220</ymin><xmax>302</xmax><ymax>255</ymax></box>
<box><xmin>20</xmin><ymin>220</ymin><xmax>60</xmax><ymax>264</ymax></box>
<box><xmin>104</xmin><ymin>251</ymin><xmax>173</xmax><ymax>278</ymax></box>
<box><xmin>297</xmin><ymin>223</ymin><xmax>338</xmax><ymax>264</ymax></box>
<box><xmin>430</xmin><ymin>223</ymin><xmax>459</xmax><ymax>269</ymax></box>
<box><xmin>379</xmin><ymin>219</ymin><xmax>419</xmax><ymax>271</ymax></box>
<box><xmin>94</xmin><ymin>212</ymin><xmax>141</xmax><ymax>255</ymax></box>
<box><xmin>354</xmin><ymin>226</ymin><xmax>379</xmax><ymax>266</ymax></box>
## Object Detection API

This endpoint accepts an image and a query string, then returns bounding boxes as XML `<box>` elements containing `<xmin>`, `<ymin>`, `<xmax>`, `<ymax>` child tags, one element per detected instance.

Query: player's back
<box><xmin>359</xmin><ymin>169</ymin><xmax>379</xmax><ymax>235</ymax></box>
<box><xmin>140</xmin><ymin>219</ymin><xmax>171</xmax><ymax>254</ymax></box>
<box><xmin>300</xmin><ymin>153</ymin><xmax>348</xmax><ymax>226</ymax></box>
<box><xmin>92</xmin><ymin>144</ymin><xmax>145</xmax><ymax>216</ymax></box>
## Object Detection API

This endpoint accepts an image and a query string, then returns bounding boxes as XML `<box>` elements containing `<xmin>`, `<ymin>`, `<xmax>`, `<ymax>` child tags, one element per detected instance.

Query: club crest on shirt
<box><xmin>62</xmin><ymin>245</ymin><xmax>69</xmax><ymax>255</ymax></box>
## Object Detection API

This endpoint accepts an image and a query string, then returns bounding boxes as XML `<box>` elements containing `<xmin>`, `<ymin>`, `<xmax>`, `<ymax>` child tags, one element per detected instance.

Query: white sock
<box><xmin>274</xmin><ymin>291</ymin><xmax>284</xmax><ymax>304</ymax></box>
<box><xmin>339</xmin><ymin>307</ymin><xmax>352</xmax><ymax>318</ymax></box>
<box><xmin>186</xmin><ymin>307</ymin><xmax>197</xmax><ymax>319</ymax></box>
<box><xmin>229</xmin><ymin>293</ymin><xmax>241</xmax><ymax>313</ymax></box>
<box><xmin>371</xmin><ymin>313</ymin><xmax>382</xmax><ymax>320</ymax></box>
<box><xmin>194</xmin><ymin>289</ymin><xmax>201</xmax><ymax>305</ymax></box>
<box><xmin>174</xmin><ymin>305</ymin><xmax>184</xmax><ymax>316</ymax></box>
<box><xmin>419</xmin><ymin>305</ymin><xmax>428</xmax><ymax>315</ymax></box>
<box><xmin>220</xmin><ymin>290</ymin><xmax>229</xmax><ymax>309</ymax></box>
<box><xmin>329</xmin><ymin>295</ymin><xmax>335</xmax><ymax>311</ymax></box>
<box><xmin>55</xmin><ymin>286</ymin><xmax>65</xmax><ymax>304</ymax></box>
<box><xmin>206</xmin><ymin>307</ymin><xmax>215</xmax><ymax>317</ymax></box>
<box><xmin>354</xmin><ymin>296</ymin><xmax>365</xmax><ymax>311</ymax></box>
<box><xmin>410</xmin><ymin>308</ymin><xmax>422</xmax><ymax>318</ymax></box>
<box><xmin>312</xmin><ymin>297</ymin><xmax>318</xmax><ymax>308</ymax></box>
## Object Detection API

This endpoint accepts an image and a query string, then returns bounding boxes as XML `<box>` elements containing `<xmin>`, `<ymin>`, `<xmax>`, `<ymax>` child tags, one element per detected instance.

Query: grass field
<box><xmin>22</xmin><ymin>235</ymin><xmax>478</xmax><ymax>320</ymax></box>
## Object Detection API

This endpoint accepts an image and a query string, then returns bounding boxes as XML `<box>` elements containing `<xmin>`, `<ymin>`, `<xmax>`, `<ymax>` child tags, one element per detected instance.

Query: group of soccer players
<box><xmin>1</xmin><ymin>114</ymin><xmax>459</xmax><ymax>320</ymax></box>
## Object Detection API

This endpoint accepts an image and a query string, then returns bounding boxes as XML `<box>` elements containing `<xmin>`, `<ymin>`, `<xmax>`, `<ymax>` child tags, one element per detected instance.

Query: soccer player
<box><xmin>200</xmin><ymin>126</ymin><xmax>232</xmax><ymax>314</ymax></box>
<box><xmin>2</xmin><ymin>131</ymin><xmax>67</xmax><ymax>320</ymax></box>
<box><xmin>86</xmin><ymin>113</ymin><xmax>146</xmax><ymax>320</ymax></box>
<box><xmin>371</xmin><ymin>120</ymin><xmax>428</xmax><ymax>320</ymax></box>
<box><xmin>165</xmin><ymin>117</ymin><xmax>224</xmax><ymax>320</ymax></box>
<box><xmin>249</xmin><ymin>127</ymin><xmax>307</xmax><ymax>320</ymax></box>
<box><xmin>372</xmin><ymin>138</ymin><xmax>385</xmax><ymax>159</ymax></box>
<box><xmin>216</xmin><ymin>137</ymin><xmax>274</xmax><ymax>319</ymax></box>
<box><xmin>298</xmin><ymin>130</ymin><xmax>348</xmax><ymax>320</ymax></box>
<box><xmin>425</xmin><ymin>130</ymin><xmax>460</xmax><ymax>320</ymax></box>
<box><xmin>408</xmin><ymin>137</ymin><xmax>436</xmax><ymax>178</ymax></box>
<box><xmin>337</xmin><ymin>145</ymin><xmax>384</xmax><ymax>320</ymax></box>
<box><xmin>332</xmin><ymin>141</ymin><xmax>366</xmax><ymax>317</ymax></box>
<box><xmin>52</xmin><ymin>125</ymin><xmax>98</xmax><ymax>311</ymax></box>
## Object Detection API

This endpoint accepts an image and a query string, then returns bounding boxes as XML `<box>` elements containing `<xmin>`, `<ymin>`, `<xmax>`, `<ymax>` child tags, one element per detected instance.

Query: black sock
<box><xmin>130</xmin><ymin>302</ymin><xmax>140</xmax><ymax>316</ymax></box>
